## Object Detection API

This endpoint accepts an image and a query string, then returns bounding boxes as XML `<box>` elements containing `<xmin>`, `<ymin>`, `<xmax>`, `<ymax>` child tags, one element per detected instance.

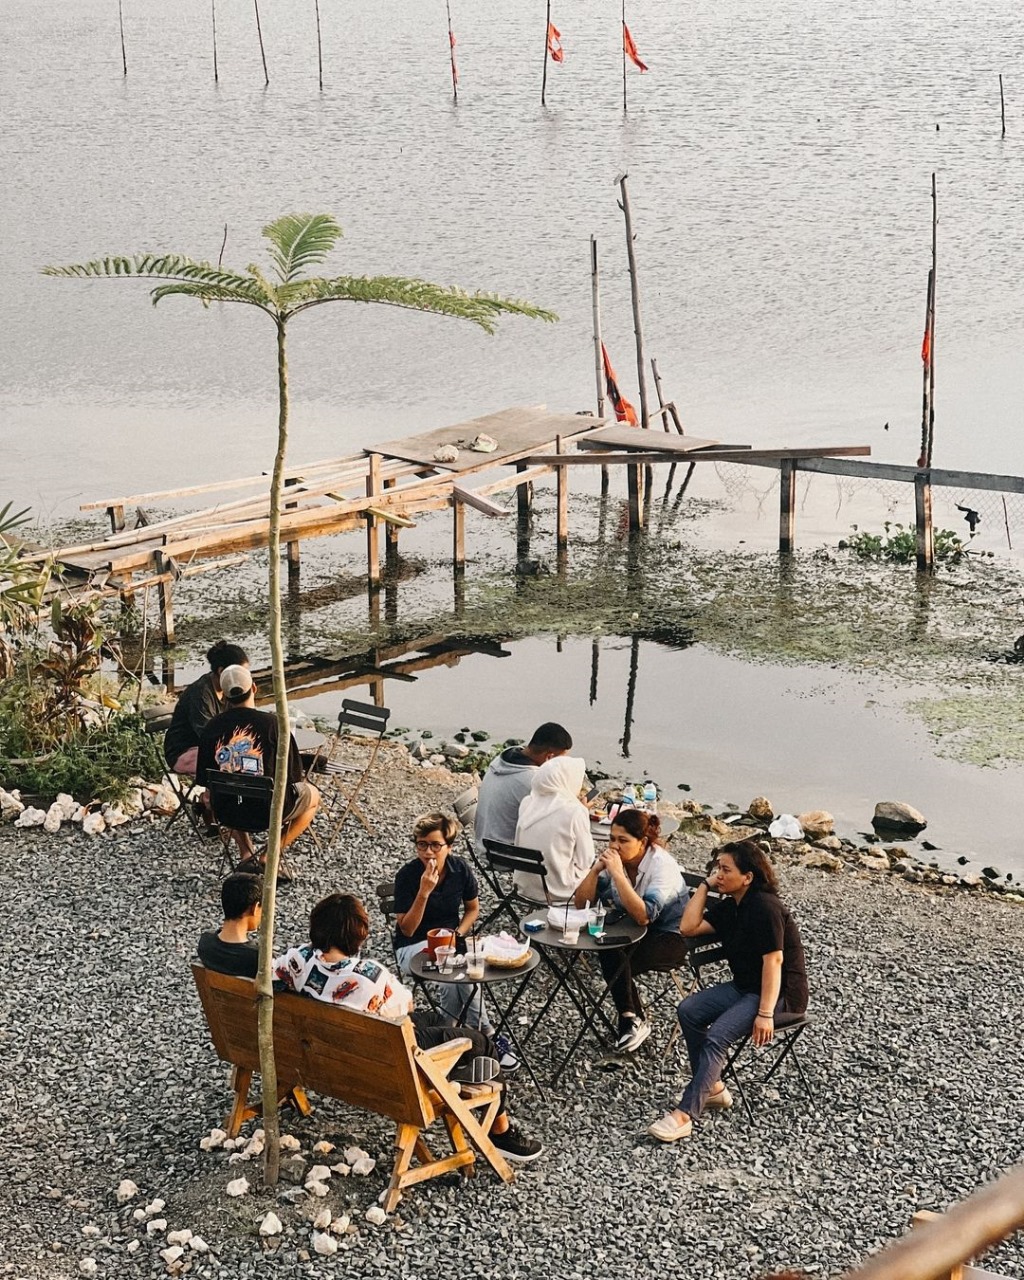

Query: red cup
<box><xmin>425</xmin><ymin>928</ymin><xmax>455</xmax><ymax>960</ymax></box>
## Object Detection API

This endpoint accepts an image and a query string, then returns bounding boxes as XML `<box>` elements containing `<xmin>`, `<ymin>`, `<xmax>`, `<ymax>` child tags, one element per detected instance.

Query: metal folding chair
<box><xmin>479</xmin><ymin>839</ymin><xmax>553</xmax><ymax>929</ymax></box>
<box><xmin>206</xmin><ymin>772</ymin><xmax>274</xmax><ymax>874</ymax></box>
<box><xmin>162</xmin><ymin>765</ymin><xmax>209</xmax><ymax>840</ymax></box>
<box><xmin>316</xmin><ymin>699</ymin><xmax>391</xmax><ymax>838</ymax></box>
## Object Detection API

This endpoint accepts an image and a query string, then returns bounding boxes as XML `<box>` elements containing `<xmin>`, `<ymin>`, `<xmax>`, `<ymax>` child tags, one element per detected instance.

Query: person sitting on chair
<box><xmin>392</xmin><ymin>813</ymin><xmax>518</xmax><ymax>1073</ymax></box>
<box><xmin>274</xmin><ymin>892</ymin><xmax>543</xmax><ymax>1164</ymax></box>
<box><xmin>163</xmin><ymin>639</ymin><xmax>249</xmax><ymax>777</ymax></box>
<box><xmin>573</xmin><ymin>808</ymin><xmax>687</xmax><ymax>1053</ymax></box>
<box><xmin>647</xmin><ymin>839</ymin><xmax>808</xmax><ymax>1143</ymax></box>
<box><xmin>196</xmin><ymin>664</ymin><xmax>320</xmax><ymax>868</ymax></box>
<box><xmin>474</xmin><ymin>722</ymin><xmax>573</xmax><ymax>850</ymax></box>
<box><xmin>197</xmin><ymin>871</ymin><xmax>263</xmax><ymax>978</ymax></box>
<box><xmin>514</xmin><ymin>755</ymin><xmax>596</xmax><ymax>904</ymax></box>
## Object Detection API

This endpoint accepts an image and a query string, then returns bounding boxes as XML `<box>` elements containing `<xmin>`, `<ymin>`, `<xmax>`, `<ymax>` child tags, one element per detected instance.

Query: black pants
<box><xmin>410</xmin><ymin>1010</ymin><xmax>506</xmax><ymax>1114</ymax></box>
<box><xmin>597</xmin><ymin>930</ymin><xmax>690</xmax><ymax>1018</ymax></box>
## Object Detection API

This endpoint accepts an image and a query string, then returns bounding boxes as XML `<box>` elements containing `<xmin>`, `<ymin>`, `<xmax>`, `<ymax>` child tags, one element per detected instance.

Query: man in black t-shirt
<box><xmin>197</xmin><ymin>872</ymin><xmax>262</xmax><ymax>979</ymax></box>
<box><xmin>197</xmin><ymin>665</ymin><xmax>320</xmax><ymax>862</ymax></box>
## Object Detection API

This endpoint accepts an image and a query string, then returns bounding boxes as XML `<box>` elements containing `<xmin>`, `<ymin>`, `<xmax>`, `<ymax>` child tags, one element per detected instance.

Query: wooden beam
<box><xmin>722</xmin><ymin>455</ymin><xmax>1024</xmax><ymax>493</ymax></box>
<box><xmin>451</xmin><ymin>485</ymin><xmax>510</xmax><ymax>517</ymax></box>
<box><xmin>364</xmin><ymin>507</ymin><xmax>415</xmax><ymax>528</ymax></box>
<box><xmin>915</xmin><ymin>473</ymin><xmax>934</xmax><ymax>573</ymax></box>
<box><xmin>154</xmin><ymin>551</ymin><xmax>175</xmax><ymax>647</ymax></box>
<box><xmin>452</xmin><ymin>496</ymin><xmax>466</xmax><ymax>573</ymax></box>
<box><xmin>366</xmin><ymin>453</ymin><xmax>381</xmax><ymax>589</ymax></box>
<box><xmin>556</xmin><ymin>434</ymin><xmax>569</xmax><ymax>549</ymax></box>
<box><xmin>779</xmin><ymin>458</ymin><xmax>797</xmax><ymax>553</ymax></box>
<box><xmin>525</xmin><ymin>446</ymin><xmax>871</xmax><ymax>465</ymax></box>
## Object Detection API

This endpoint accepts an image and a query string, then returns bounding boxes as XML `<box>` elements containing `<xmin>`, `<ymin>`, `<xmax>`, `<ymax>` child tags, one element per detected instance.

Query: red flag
<box><xmin>449</xmin><ymin>29</ymin><xmax>458</xmax><ymax>86</ymax></box>
<box><xmin>921</xmin><ymin>325</ymin><xmax>931</xmax><ymax>366</ymax></box>
<box><xmin>547</xmin><ymin>22</ymin><xmax>564</xmax><ymax>63</ymax></box>
<box><xmin>623</xmin><ymin>23</ymin><xmax>648</xmax><ymax>72</ymax></box>
<box><xmin>601</xmin><ymin>344</ymin><xmax>639</xmax><ymax>426</ymax></box>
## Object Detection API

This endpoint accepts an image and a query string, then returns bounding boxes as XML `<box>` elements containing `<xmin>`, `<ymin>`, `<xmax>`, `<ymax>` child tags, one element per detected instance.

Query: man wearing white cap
<box><xmin>196</xmin><ymin>664</ymin><xmax>320</xmax><ymax>872</ymax></box>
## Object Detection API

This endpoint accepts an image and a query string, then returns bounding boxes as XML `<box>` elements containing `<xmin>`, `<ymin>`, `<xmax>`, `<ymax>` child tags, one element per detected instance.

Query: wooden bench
<box><xmin>191</xmin><ymin>964</ymin><xmax>513</xmax><ymax>1210</ymax></box>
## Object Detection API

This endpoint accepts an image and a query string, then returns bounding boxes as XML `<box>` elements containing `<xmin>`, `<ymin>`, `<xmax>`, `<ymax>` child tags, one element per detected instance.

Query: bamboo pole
<box><xmin>541</xmin><ymin>0</ymin><xmax>551</xmax><ymax>106</ymax></box>
<box><xmin>591</xmin><ymin>236</ymin><xmax>609</xmax><ymax>494</ymax></box>
<box><xmin>366</xmin><ymin>453</ymin><xmax>381</xmax><ymax>589</ymax></box>
<box><xmin>211</xmin><ymin>0</ymin><xmax>219</xmax><ymax>82</ymax></box>
<box><xmin>925</xmin><ymin>172</ymin><xmax>937</xmax><ymax>466</ymax></box>
<box><xmin>556</xmin><ymin>435</ymin><xmax>568</xmax><ymax>549</ymax></box>
<box><xmin>315</xmin><ymin>0</ymin><xmax>323</xmax><ymax>90</ymax></box>
<box><xmin>1002</xmin><ymin>496</ymin><xmax>1013</xmax><ymax>550</ymax></box>
<box><xmin>446</xmin><ymin>0</ymin><xmax>458</xmax><ymax>102</ymax></box>
<box><xmin>999</xmin><ymin>73</ymin><xmax>1006</xmax><ymax>137</ymax></box>
<box><xmin>253</xmin><ymin>0</ymin><xmax>269</xmax><ymax>86</ymax></box>
<box><xmin>117</xmin><ymin>0</ymin><xmax>127</xmax><ymax>76</ymax></box>
<box><xmin>652</xmin><ymin>357</ymin><xmax>685</xmax><ymax>433</ymax></box>
<box><xmin>617</xmin><ymin>172</ymin><xmax>650</xmax><ymax>530</ymax></box>
<box><xmin>621</xmin><ymin>0</ymin><xmax>627</xmax><ymax>112</ymax></box>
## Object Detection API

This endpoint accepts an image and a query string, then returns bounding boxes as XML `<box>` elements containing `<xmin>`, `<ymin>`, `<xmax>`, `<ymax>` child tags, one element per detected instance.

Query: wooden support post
<box><xmin>154</xmin><ymin>552</ymin><xmax>175</xmax><ymax>647</ymax></box>
<box><xmin>628</xmin><ymin>464</ymin><xmax>643</xmax><ymax>532</ymax></box>
<box><xmin>366</xmin><ymin>453</ymin><xmax>381</xmax><ymax>591</ymax></box>
<box><xmin>285</xmin><ymin>476</ymin><xmax>300</xmax><ymax>574</ymax></box>
<box><xmin>915</xmin><ymin>472</ymin><xmax>934</xmax><ymax>573</ymax></box>
<box><xmin>779</xmin><ymin>459</ymin><xmax>797</xmax><ymax>553</ymax></box>
<box><xmin>108</xmin><ymin>504</ymin><xmax>125</xmax><ymax>534</ymax></box>
<box><xmin>383</xmin><ymin>476</ymin><xmax>399</xmax><ymax>562</ymax></box>
<box><xmin>118</xmin><ymin>571</ymin><xmax>135</xmax><ymax>614</ymax></box>
<box><xmin>556</xmin><ymin>435</ymin><xmax>569</xmax><ymax>550</ymax></box>
<box><xmin>452</xmin><ymin>495</ymin><xmax>466</xmax><ymax>573</ymax></box>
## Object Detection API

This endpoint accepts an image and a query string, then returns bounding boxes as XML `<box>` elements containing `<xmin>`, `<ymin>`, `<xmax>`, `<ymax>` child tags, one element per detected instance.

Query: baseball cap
<box><xmin>220</xmin><ymin>664</ymin><xmax>253</xmax><ymax>700</ymax></box>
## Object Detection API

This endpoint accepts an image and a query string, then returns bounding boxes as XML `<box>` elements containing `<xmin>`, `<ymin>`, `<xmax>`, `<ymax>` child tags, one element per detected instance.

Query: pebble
<box><xmin>365</xmin><ymin>1206</ymin><xmax>387</xmax><ymax>1226</ymax></box>
<box><xmin>166</xmin><ymin>1229</ymin><xmax>192</xmax><ymax>1247</ymax></box>
<box><xmin>279</xmin><ymin>1135</ymin><xmax>301</xmax><ymax>1153</ymax></box>
<box><xmin>78</xmin><ymin>1260</ymin><xmax>97</xmax><ymax>1276</ymax></box>
<box><xmin>225</xmin><ymin>1178</ymin><xmax>249</xmax><ymax>1198</ymax></box>
<box><xmin>146</xmin><ymin>1219</ymin><xmax>168</xmax><ymax>1236</ymax></box>
<box><xmin>115</xmin><ymin>1179</ymin><xmax>138</xmax><ymax>1204</ymax></box>
<box><xmin>311</xmin><ymin>1232</ymin><xmax>338</xmax><ymax>1257</ymax></box>
<box><xmin>312</xmin><ymin>1209</ymin><xmax>331</xmax><ymax>1231</ymax></box>
<box><xmin>304</xmin><ymin>1180</ymin><xmax>329</xmax><ymax>1198</ymax></box>
<box><xmin>259</xmin><ymin>1213</ymin><xmax>283</xmax><ymax>1237</ymax></box>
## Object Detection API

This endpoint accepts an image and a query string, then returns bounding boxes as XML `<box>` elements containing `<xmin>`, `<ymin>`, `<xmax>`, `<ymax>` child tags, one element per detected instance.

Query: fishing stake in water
<box><xmin>253</xmin><ymin>0</ymin><xmax>269</xmax><ymax>86</ymax></box>
<box><xmin>445</xmin><ymin>0</ymin><xmax>458</xmax><ymax>102</ymax></box>
<box><xmin>211</xmin><ymin>0</ymin><xmax>219</xmax><ymax>83</ymax></box>
<box><xmin>117</xmin><ymin>0</ymin><xmax>127</xmax><ymax>76</ymax></box>
<box><xmin>315</xmin><ymin>0</ymin><xmax>323</xmax><ymax>91</ymax></box>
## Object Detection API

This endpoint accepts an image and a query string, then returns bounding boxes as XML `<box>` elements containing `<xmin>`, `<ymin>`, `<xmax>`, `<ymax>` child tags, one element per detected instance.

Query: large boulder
<box><xmin>797</xmin><ymin>809</ymin><xmax>834</xmax><ymax>840</ymax></box>
<box><xmin>872</xmin><ymin>801</ymin><xmax>927</xmax><ymax>833</ymax></box>
<box><xmin>746</xmin><ymin>796</ymin><xmax>773</xmax><ymax>821</ymax></box>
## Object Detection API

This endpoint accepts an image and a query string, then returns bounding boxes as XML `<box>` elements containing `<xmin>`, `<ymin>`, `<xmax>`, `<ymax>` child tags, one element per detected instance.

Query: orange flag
<box><xmin>547</xmin><ymin>22</ymin><xmax>564</xmax><ymax>63</ymax></box>
<box><xmin>921</xmin><ymin>325</ymin><xmax>931</xmax><ymax>366</ymax></box>
<box><xmin>602</xmin><ymin>344</ymin><xmax>639</xmax><ymax>426</ymax></box>
<box><xmin>623</xmin><ymin>23</ymin><xmax>648</xmax><ymax>72</ymax></box>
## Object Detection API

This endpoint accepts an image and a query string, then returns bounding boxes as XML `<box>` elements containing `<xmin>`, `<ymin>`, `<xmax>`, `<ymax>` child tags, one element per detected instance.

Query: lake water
<box><xmin>3</xmin><ymin>0</ymin><xmax>1024</xmax><ymax>871</ymax></box>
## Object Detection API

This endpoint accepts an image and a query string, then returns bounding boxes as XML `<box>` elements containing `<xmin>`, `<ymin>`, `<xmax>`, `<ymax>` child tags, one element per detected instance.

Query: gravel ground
<box><xmin>2</xmin><ymin>743</ymin><xmax>1023</xmax><ymax>1280</ymax></box>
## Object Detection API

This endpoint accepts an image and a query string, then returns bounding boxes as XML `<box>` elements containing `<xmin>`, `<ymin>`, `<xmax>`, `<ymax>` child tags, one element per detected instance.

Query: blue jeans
<box><xmin>676</xmin><ymin>982</ymin><xmax>781</xmax><ymax>1119</ymax></box>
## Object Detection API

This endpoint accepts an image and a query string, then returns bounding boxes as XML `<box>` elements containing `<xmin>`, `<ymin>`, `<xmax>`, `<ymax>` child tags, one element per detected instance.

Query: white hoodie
<box><xmin>514</xmin><ymin>756</ymin><xmax>596</xmax><ymax>903</ymax></box>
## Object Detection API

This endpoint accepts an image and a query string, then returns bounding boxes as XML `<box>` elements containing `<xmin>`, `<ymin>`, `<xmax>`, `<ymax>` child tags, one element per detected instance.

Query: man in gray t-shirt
<box><xmin>473</xmin><ymin>722</ymin><xmax>573</xmax><ymax>851</ymax></box>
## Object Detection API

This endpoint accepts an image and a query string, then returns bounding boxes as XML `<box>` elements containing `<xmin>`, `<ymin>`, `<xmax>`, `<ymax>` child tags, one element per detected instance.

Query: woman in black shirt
<box><xmin>648</xmin><ymin>839</ymin><xmax>808</xmax><ymax>1143</ymax></box>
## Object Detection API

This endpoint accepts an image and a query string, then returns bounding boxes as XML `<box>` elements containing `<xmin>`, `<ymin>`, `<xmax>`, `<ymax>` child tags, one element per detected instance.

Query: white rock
<box><xmin>166</xmin><ymin>1230</ymin><xmax>192</xmax><ymax>1247</ymax></box>
<box><xmin>365</xmin><ymin>1205</ymin><xmax>387</xmax><ymax>1226</ymax></box>
<box><xmin>123</xmin><ymin>789</ymin><xmax>145</xmax><ymax>816</ymax></box>
<box><xmin>79</xmin><ymin>1260</ymin><xmax>97</xmax><ymax>1276</ymax></box>
<box><xmin>132</xmin><ymin>1208</ymin><xmax>147</xmax><ymax>1223</ymax></box>
<box><xmin>14</xmin><ymin>806</ymin><xmax>46</xmax><ymax>828</ymax></box>
<box><xmin>312</xmin><ymin>1231</ymin><xmax>338</xmax><ymax>1256</ymax></box>
<box><xmin>313</xmin><ymin>1209</ymin><xmax>332</xmax><ymax>1231</ymax></box>
<box><xmin>329</xmin><ymin>1216</ymin><xmax>350</xmax><ymax>1235</ymax></box>
<box><xmin>227</xmin><ymin>1152</ymin><xmax>249</xmax><ymax>1164</ymax></box>
<box><xmin>146</xmin><ymin>784</ymin><xmax>179</xmax><ymax>815</ymax></box>
<box><xmin>258</xmin><ymin>1212</ymin><xmax>283</xmax><ymax>1237</ymax></box>
<box><xmin>343</xmin><ymin>1146</ymin><xmax>370</xmax><ymax>1165</ymax></box>
<box><xmin>82</xmin><ymin>1225</ymin><xmax>101</xmax><ymax>1238</ymax></box>
<box><xmin>352</xmin><ymin>1157</ymin><xmax>376</xmax><ymax>1176</ymax></box>
<box><xmin>115</xmin><ymin>1179</ymin><xmax>138</xmax><ymax>1205</ymax></box>
<box><xmin>202</xmin><ymin>1128</ymin><xmax>227</xmax><ymax>1151</ymax></box>
<box><xmin>104</xmin><ymin>805</ymin><xmax>129</xmax><ymax>827</ymax></box>
<box><xmin>146</xmin><ymin>1218</ymin><xmax>168</xmax><ymax>1235</ymax></box>
<box><xmin>0</xmin><ymin>788</ymin><xmax>25</xmax><ymax>820</ymax></box>
<box><xmin>55</xmin><ymin>792</ymin><xmax>77</xmax><ymax>819</ymax></box>
<box><xmin>70</xmin><ymin>804</ymin><xmax>86</xmax><ymax>823</ymax></box>
<box><xmin>243</xmin><ymin>1134</ymin><xmax>264</xmax><ymax>1158</ymax></box>
<box><xmin>126</xmin><ymin>1240</ymin><xmax>140</xmax><ymax>1254</ymax></box>
<box><xmin>307</xmin><ymin>1164</ymin><xmax>331</xmax><ymax>1183</ymax></box>
<box><xmin>160</xmin><ymin>1246</ymin><xmax>184</xmax><ymax>1265</ymax></box>
<box><xmin>330</xmin><ymin>1163</ymin><xmax>351</xmax><ymax>1176</ymax></box>
<box><xmin>279</xmin><ymin>1135</ymin><xmax>301</xmax><ymax>1152</ymax></box>
<box><xmin>311</xmin><ymin>1141</ymin><xmax>335</xmax><ymax>1155</ymax></box>
<box><xmin>189</xmin><ymin>1237</ymin><xmax>209</xmax><ymax>1254</ymax></box>
<box><xmin>82</xmin><ymin>811</ymin><xmax>106</xmax><ymax>836</ymax></box>
<box><xmin>305</xmin><ymin>1180</ymin><xmax>329</xmax><ymax>1198</ymax></box>
<box><xmin>429</xmin><ymin>753</ymin><xmax>446</xmax><ymax>766</ymax></box>
<box><xmin>145</xmin><ymin>1199</ymin><xmax>166</xmax><ymax>1215</ymax></box>
<box><xmin>43</xmin><ymin>802</ymin><xmax>64</xmax><ymax>833</ymax></box>
<box><xmin>225</xmin><ymin>1177</ymin><xmax>249</xmax><ymax>1198</ymax></box>
<box><xmin>220</xmin><ymin>1138</ymin><xmax>239</xmax><ymax>1151</ymax></box>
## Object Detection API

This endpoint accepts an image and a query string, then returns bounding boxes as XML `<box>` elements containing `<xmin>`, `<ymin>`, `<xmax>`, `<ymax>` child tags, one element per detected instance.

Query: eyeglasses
<box><xmin>414</xmin><ymin>840</ymin><xmax>448</xmax><ymax>853</ymax></box>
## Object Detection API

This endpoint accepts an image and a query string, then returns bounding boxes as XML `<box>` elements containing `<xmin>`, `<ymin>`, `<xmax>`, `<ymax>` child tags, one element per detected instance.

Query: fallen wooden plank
<box><xmin>737</xmin><ymin>455</ymin><xmax>1024</xmax><ymax>493</ymax></box>
<box><xmin>525</xmin><ymin>446</ymin><xmax>872</xmax><ymax>465</ymax></box>
<box><xmin>451</xmin><ymin>485</ymin><xmax>511</xmax><ymax>517</ymax></box>
<box><xmin>364</xmin><ymin>507</ymin><xmax>416</xmax><ymax>528</ymax></box>
<box><xmin>576</xmin><ymin>425</ymin><xmax>728</xmax><ymax>452</ymax></box>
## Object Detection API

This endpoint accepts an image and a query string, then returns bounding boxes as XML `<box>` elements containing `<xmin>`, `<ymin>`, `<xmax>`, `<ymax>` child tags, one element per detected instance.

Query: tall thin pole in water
<box><xmin>254</xmin><ymin>0</ymin><xmax>269</xmax><ymax>86</ymax></box>
<box><xmin>617</xmin><ymin>172</ymin><xmax>649</xmax><ymax>530</ymax></box>
<box><xmin>211</xmin><ymin>0</ymin><xmax>219</xmax><ymax>83</ymax></box>
<box><xmin>591</xmin><ymin>236</ymin><xmax>609</xmax><ymax>493</ymax></box>
<box><xmin>117</xmin><ymin>0</ymin><xmax>127</xmax><ymax>76</ymax></box>
<box><xmin>541</xmin><ymin>0</ymin><xmax>551</xmax><ymax>106</ymax></box>
<box><xmin>445</xmin><ymin>0</ymin><xmax>458</xmax><ymax>102</ymax></box>
<box><xmin>999</xmin><ymin>74</ymin><xmax>1006</xmax><ymax>137</ymax></box>
<box><xmin>315</xmin><ymin>0</ymin><xmax>323</xmax><ymax>90</ymax></box>
<box><xmin>925</xmin><ymin>172</ymin><xmax>937</xmax><ymax>466</ymax></box>
<box><xmin>621</xmin><ymin>0</ymin><xmax>627</xmax><ymax>112</ymax></box>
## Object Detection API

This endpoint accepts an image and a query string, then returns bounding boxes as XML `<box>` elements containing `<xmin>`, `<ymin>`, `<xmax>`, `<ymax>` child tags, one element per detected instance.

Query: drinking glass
<box><xmin>588</xmin><ymin>904</ymin><xmax>606</xmax><ymax>937</ymax></box>
<box><xmin>435</xmin><ymin>945</ymin><xmax>456</xmax><ymax>974</ymax></box>
<box><xmin>466</xmin><ymin>939</ymin><xmax>486</xmax><ymax>980</ymax></box>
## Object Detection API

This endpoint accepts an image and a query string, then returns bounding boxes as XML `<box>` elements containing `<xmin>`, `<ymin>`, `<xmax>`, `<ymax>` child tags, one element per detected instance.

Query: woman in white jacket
<box><xmin>513</xmin><ymin>756</ymin><xmax>596</xmax><ymax>903</ymax></box>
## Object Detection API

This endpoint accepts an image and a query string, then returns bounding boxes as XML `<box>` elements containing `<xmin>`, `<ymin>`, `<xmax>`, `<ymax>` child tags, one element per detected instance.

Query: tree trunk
<box><xmin>256</xmin><ymin>315</ymin><xmax>292</xmax><ymax>1187</ymax></box>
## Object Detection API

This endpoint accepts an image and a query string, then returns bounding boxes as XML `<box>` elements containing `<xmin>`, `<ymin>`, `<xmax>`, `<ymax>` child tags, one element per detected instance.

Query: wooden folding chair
<box><xmin>316</xmin><ymin>699</ymin><xmax>391</xmax><ymax>838</ymax></box>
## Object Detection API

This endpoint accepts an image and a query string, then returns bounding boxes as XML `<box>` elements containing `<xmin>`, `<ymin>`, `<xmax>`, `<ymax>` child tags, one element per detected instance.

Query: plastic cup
<box><xmin>562</xmin><ymin>923</ymin><xmax>580</xmax><ymax>945</ymax></box>
<box><xmin>435</xmin><ymin>945</ymin><xmax>456</xmax><ymax>974</ymax></box>
<box><xmin>466</xmin><ymin>940</ymin><xmax>486</xmax><ymax>980</ymax></box>
<box><xmin>588</xmin><ymin>906</ymin><xmax>606</xmax><ymax>937</ymax></box>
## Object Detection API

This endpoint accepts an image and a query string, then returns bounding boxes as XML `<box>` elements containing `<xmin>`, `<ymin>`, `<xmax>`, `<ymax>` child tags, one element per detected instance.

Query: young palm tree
<box><xmin>44</xmin><ymin>214</ymin><xmax>556</xmax><ymax>1182</ymax></box>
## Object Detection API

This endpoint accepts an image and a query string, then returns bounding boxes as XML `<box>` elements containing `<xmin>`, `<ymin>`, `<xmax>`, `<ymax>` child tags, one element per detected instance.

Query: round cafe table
<box><xmin>517</xmin><ymin>909</ymin><xmax>647</xmax><ymax>1084</ymax></box>
<box><xmin>409</xmin><ymin>948</ymin><xmax>544</xmax><ymax>1095</ymax></box>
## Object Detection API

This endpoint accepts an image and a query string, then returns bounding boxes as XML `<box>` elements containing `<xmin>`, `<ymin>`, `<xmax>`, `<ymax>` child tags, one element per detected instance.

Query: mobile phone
<box><xmin>604</xmin><ymin>907</ymin><xmax>627</xmax><ymax>926</ymax></box>
<box><xmin>595</xmin><ymin>934</ymin><xmax>632</xmax><ymax>946</ymax></box>
<box><xmin>586</xmin><ymin>786</ymin><xmax>600</xmax><ymax>802</ymax></box>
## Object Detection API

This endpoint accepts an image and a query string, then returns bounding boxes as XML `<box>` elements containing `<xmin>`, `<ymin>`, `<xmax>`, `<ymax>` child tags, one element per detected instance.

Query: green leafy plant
<box><xmin>0</xmin><ymin>503</ymin><xmax>51</xmax><ymax>678</ymax></box>
<box><xmin>840</xmin><ymin>522</ymin><xmax>964</xmax><ymax>565</ymax></box>
<box><xmin>0</xmin><ymin>712</ymin><xmax>162</xmax><ymax>803</ymax></box>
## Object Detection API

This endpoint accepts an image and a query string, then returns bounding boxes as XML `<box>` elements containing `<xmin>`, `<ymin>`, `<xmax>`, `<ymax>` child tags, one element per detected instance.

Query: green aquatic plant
<box><xmin>840</xmin><ymin>522</ymin><xmax>964</xmax><ymax>564</ymax></box>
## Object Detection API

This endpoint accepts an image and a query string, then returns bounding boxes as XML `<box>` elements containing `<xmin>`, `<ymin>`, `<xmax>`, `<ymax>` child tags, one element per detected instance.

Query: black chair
<box><xmin>206</xmin><ymin>772</ymin><xmax>274</xmax><ymax>872</ymax></box>
<box><xmin>480</xmin><ymin>839</ymin><xmax>553</xmax><ymax>929</ymax></box>
<box><xmin>316</xmin><ymin>699</ymin><xmax>391</xmax><ymax>838</ymax></box>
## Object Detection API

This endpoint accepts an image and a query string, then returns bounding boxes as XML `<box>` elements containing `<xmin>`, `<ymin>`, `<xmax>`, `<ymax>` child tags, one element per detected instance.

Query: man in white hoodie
<box><xmin>474</xmin><ymin>722</ymin><xmax>573</xmax><ymax>852</ymax></box>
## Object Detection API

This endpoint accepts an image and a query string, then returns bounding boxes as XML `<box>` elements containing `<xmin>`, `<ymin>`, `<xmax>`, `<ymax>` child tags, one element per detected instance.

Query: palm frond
<box><xmin>43</xmin><ymin>255</ymin><xmax>277</xmax><ymax>311</ymax></box>
<box><xmin>150</xmin><ymin>280</ymin><xmax>274</xmax><ymax>310</ymax></box>
<box><xmin>287</xmin><ymin>275</ymin><xmax>558</xmax><ymax>332</ymax></box>
<box><xmin>263</xmin><ymin>214</ymin><xmax>343</xmax><ymax>285</ymax></box>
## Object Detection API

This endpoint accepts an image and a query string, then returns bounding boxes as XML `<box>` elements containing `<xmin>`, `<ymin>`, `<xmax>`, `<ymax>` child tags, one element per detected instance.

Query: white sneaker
<box><xmin>614</xmin><ymin>1018</ymin><xmax>651</xmax><ymax>1053</ymax></box>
